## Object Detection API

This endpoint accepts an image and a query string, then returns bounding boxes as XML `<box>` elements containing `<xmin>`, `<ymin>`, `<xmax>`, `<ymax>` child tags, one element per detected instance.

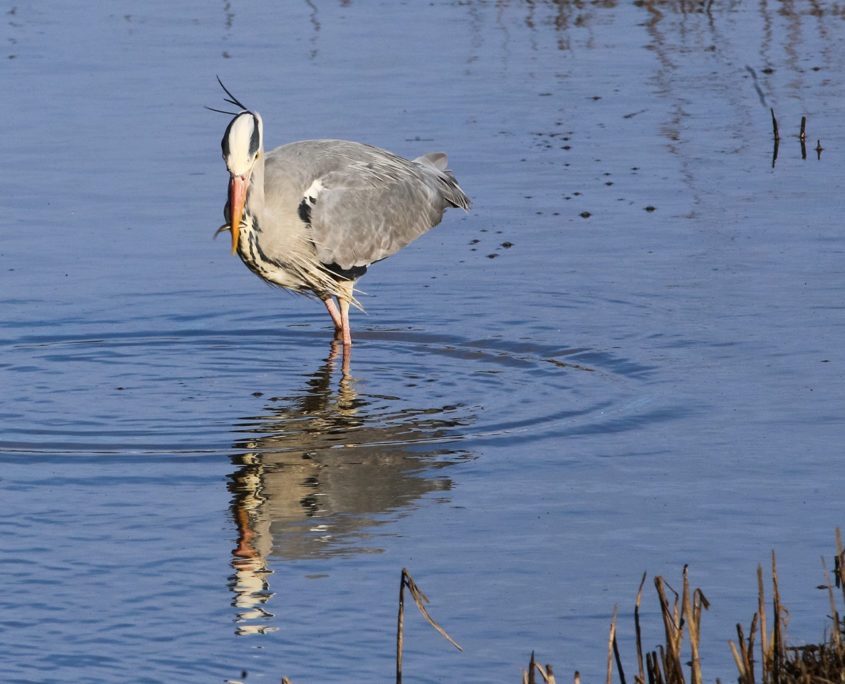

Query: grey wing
<box><xmin>304</xmin><ymin>154</ymin><xmax>470</xmax><ymax>272</ymax></box>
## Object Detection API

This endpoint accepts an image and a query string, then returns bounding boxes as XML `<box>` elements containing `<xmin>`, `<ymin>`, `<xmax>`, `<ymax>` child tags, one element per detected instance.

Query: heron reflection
<box><xmin>227</xmin><ymin>342</ymin><xmax>472</xmax><ymax>634</ymax></box>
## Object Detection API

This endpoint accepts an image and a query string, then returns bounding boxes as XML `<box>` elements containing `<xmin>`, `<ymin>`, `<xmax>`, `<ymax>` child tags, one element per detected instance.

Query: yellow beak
<box><xmin>228</xmin><ymin>174</ymin><xmax>248</xmax><ymax>255</ymax></box>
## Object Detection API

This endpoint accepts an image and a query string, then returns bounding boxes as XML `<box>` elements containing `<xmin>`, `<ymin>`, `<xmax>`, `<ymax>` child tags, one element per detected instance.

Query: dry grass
<box><xmin>728</xmin><ymin>530</ymin><xmax>845</xmax><ymax>684</ymax></box>
<box><xmin>525</xmin><ymin>528</ymin><xmax>845</xmax><ymax>684</ymax></box>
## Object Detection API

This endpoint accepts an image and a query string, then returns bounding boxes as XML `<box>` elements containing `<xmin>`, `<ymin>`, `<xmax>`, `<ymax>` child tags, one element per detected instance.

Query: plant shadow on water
<box><xmin>224</xmin><ymin>342</ymin><xmax>475</xmax><ymax>636</ymax></box>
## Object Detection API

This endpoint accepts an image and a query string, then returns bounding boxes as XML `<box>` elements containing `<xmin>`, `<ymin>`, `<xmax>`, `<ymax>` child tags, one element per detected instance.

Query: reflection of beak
<box><xmin>228</xmin><ymin>174</ymin><xmax>248</xmax><ymax>255</ymax></box>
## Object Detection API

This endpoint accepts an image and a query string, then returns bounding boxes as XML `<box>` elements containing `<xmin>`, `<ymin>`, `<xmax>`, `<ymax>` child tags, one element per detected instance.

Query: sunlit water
<box><xmin>2</xmin><ymin>1</ymin><xmax>844</xmax><ymax>682</ymax></box>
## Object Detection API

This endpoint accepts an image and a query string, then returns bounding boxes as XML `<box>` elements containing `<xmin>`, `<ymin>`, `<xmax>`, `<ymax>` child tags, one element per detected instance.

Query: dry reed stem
<box><xmin>607</xmin><ymin>605</ymin><xmax>618</xmax><ymax>684</ymax></box>
<box><xmin>729</xmin><ymin>635</ymin><xmax>745</xmax><ymax>681</ymax></box>
<box><xmin>771</xmin><ymin>551</ymin><xmax>785</xmax><ymax>683</ymax></box>
<box><xmin>655</xmin><ymin>649</ymin><xmax>667</xmax><ymax>684</ymax></box>
<box><xmin>397</xmin><ymin>569</ymin><xmax>404</xmax><ymax>684</ymax></box>
<box><xmin>729</xmin><ymin>613</ymin><xmax>758</xmax><ymax>684</ymax></box>
<box><xmin>613</xmin><ymin>616</ymin><xmax>627</xmax><ymax>684</ymax></box>
<box><xmin>654</xmin><ymin>576</ymin><xmax>685</xmax><ymax>684</ymax></box>
<box><xmin>635</xmin><ymin>572</ymin><xmax>647</xmax><ymax>684</ymax></box>
<box><xmin>747</xmin><ymin>611</ymin><xmax>758</xmax><ymax>681</ymax></box>
<box><xmin>820</xmin><ymin>556</ymin><xmax>840</xmax><ymax>648</ymax></box>
<box><xmin>681</xmin><ymin>566</ymin><xmax>708</xmax><ymax>684</ymax></box>
<box><xmin>757</xmin><ymin>564</ymin><xmax>770</xmax><ymax>684</ymax></box>
<box><xmin>836</xmin><ymin>528</ymin><xmax>845</xmax><ymax>651</ymax></box>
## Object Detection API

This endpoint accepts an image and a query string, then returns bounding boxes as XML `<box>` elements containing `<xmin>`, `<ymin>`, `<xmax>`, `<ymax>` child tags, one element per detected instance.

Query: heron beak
<box><xmin>228</xmin><ymin>174</ymin><xmax>247</xmax><ymax>255</ymax></box>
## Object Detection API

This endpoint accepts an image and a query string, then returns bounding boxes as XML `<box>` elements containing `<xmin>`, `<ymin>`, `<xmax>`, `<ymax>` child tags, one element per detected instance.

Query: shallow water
<box><xmin>2</xmin><ymin>1</ymin><xmax>845</xmax><ymax>681</ymax></box>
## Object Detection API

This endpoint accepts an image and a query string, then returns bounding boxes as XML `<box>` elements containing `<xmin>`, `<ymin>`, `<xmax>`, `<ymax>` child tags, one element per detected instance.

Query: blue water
<box><xmin>2</xmin><ymin>1</ymin><xmax>844</xmax><ymax>681</ymax></box>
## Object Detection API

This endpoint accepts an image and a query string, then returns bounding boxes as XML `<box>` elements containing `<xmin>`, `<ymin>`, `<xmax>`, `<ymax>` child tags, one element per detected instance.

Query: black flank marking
<box><xmin>298</xmin><ymin>198</ymin><xmax>312</xmax><ymax>225</ymax></box>
<box><xmin>323</xmin><ymin>262</ymin><xmax>368</xmax><ymax>280</ymax></box>
<box><xmin>249</xmin><ymin>114</ymin><xmax>260</xmax><ymax>157</ymax></box>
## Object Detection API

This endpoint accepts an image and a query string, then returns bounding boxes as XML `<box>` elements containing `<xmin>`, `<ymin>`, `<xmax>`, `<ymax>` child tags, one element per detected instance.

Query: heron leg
<box><xmin>322</xmin><ymin>297</ymin><xmax>343</xmax><ymax>332</ymax></box>
<box><xmin>336</xmin><ymin>280</ymin><xmax>355</xmax><ymax>348</ymax></box>
<box><xmin>339</xmin><ymin>299</ymin><xmax>352</xmax><ymax>347</ymax></box>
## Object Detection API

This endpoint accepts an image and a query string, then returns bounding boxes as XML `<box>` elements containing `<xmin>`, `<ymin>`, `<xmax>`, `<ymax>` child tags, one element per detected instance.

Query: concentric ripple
<box><xmin>1</xmin><ymin>321</ymin><xmax>665</xmax><ymax>462</ymax></box>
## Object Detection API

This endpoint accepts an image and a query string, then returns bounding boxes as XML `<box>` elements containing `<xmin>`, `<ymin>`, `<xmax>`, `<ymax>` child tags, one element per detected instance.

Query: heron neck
<box><xmin>245</xmin><ymin>152</ymin><xmax>266</xmax><ymax>223</ymax></box>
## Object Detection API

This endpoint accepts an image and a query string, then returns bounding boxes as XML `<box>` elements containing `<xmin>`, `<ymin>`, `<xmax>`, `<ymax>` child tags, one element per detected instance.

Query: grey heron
<box><xmin>214</xmin><ymin>82</ymin><xmax>471</xmax><ymax>348</ymax></box>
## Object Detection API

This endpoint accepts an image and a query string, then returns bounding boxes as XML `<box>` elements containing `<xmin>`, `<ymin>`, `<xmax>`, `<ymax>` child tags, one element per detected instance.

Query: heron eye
<box><xmin>254</xmin><ymin>152</ymin><xmax>260</xmax><ymax>160</ymax></box>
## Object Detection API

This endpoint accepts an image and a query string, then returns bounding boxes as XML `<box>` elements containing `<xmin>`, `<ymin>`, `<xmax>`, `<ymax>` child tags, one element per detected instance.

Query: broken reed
<box><xmin>397</xmin><ymin>568</ymin><xmax>462</xmax><ymax>684</ymax></box>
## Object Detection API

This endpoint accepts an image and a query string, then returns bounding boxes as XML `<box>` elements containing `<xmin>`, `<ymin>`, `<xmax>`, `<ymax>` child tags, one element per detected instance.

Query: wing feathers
<box><xmin>266</xmin><ymin>140</ymin><xmax>470</xmax><ymax>273</ymax></box>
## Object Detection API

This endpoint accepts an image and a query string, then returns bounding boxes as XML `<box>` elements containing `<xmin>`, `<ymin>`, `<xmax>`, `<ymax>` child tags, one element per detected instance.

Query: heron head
<box><xmin>221</xmin><ymin>111</ymin><xmax>263</xmax><ymax>254</ymax></box>
<box><xmin>222</xmin><ymin>111</ymin><xmax>263</xmax><ymax>175</ymax></box>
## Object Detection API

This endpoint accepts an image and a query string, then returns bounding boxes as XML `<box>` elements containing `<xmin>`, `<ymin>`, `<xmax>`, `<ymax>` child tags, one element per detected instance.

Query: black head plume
<box><xmin>206</xmin><ymin>75</ymin><xmax>250</xmax><ymax>115</ymax></box>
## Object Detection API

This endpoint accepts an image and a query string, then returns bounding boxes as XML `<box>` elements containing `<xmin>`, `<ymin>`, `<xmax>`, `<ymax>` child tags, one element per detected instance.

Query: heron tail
<box><xmin>413</xmin><ymin>152</ymin><xmax>472</xmax><ymax>211</ymax></box>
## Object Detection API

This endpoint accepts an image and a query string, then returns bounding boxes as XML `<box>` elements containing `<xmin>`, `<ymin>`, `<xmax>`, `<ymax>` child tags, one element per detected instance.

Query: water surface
<box><xmin>2</xmin><ymin>1</ymin><xmax>844</xmax><ymax>681</ymax></box>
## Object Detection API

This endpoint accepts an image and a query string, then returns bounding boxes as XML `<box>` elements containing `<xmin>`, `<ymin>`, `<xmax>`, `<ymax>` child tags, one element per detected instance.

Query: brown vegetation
<box><xmin>524</xmin><ymin>529</ymin><xmax>844</xmax><ymax>684</ymax></box>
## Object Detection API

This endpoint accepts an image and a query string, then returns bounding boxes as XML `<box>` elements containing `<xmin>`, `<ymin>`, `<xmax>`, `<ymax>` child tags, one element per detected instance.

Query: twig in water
<box><xmin>396</xmin><ymin>568</ymin><xmax>462</xmax><ymax>684</ymax></box>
